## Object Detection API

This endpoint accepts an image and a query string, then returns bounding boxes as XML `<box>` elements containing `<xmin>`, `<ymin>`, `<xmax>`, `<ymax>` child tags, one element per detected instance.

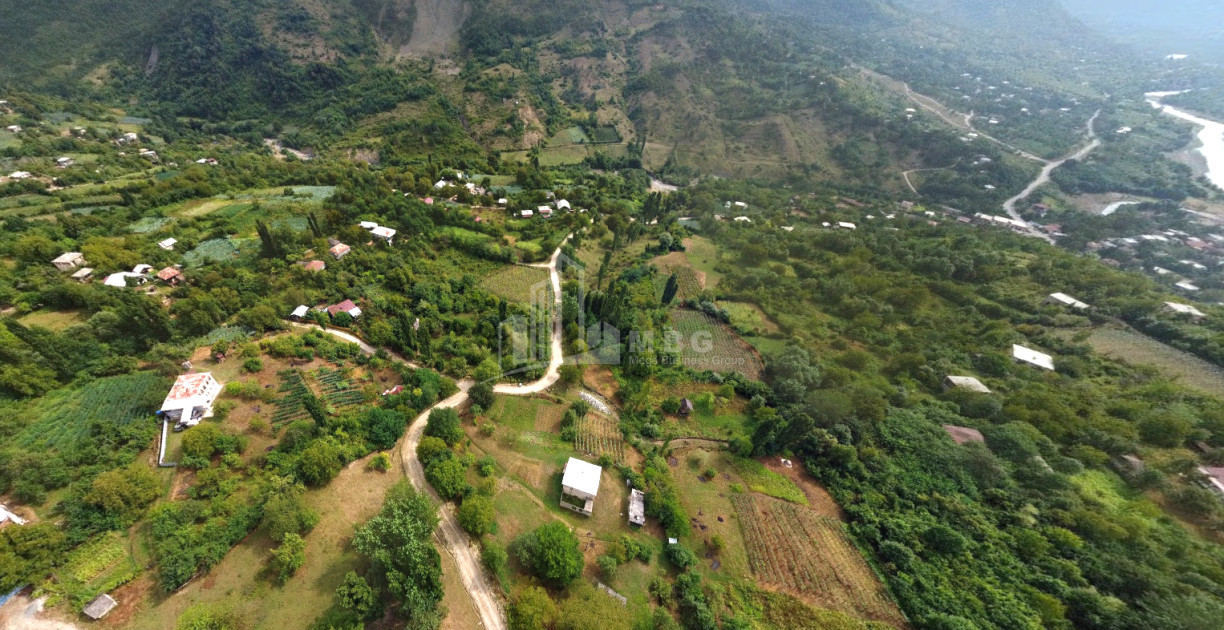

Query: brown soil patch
<box><xmin>761</xmin><ymin>457</ymin><xmax>843</xmax><ymax>520</ymax></box>
<box><xmin>582</xmin><ymin>365</ymin><xmax>619</xmax><ymax>400</ymax></box>
<box><xmin>534</xmin><ymin>404</ymin><xmax>564</xmax><ymax>432</ymax></box>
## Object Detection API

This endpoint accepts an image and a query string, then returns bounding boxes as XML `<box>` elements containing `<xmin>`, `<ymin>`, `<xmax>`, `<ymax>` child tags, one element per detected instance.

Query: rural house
<box><xmin>521</xmin><ymin>209</ymin><xmax>534</xmax><ymax>218</ymax></box>
<box><xmin>103</xmin><ymin>271</ymin><xmax>148</xmax><ymax>288</ymax></box>
<box><xmin>327</xmin><ymin>299</ymin><xmax>362</xmax><ymax>320</ymax></box>
<box><xmin>628</xmin><ymin>489</ymin><xmax>646</xmax><ymax>526</ymax></box>
<box><xmin>679</xmin><ymin>398</ymin><xmax>694</xmax><ymax>416</ymax></box>
<box><xmin>83</xmin><ymin>594</ymin><xmax>118</xmax><ymax>620</ymax></box>
<box><xmin>0</xmin><ymin>503</ymin><xmax>27</xmax><ymax>527</ymax></box>
<box><xmin>370</xmin><ymin>226</ymin><xmax>396</xmax><ymax>244</ymax></box>
<box><xmin>55</xmin><ymin>157</ymin><xmax>74</xmax><ymax>168</ymax></box>
<box><xmin>160</xmin><ymin>372</ymin><xmax>222</xmax><ymax>430</ymax></box>
<box><xmin>290</xmin><ymin>305</ymin><xmax>310</xmax><ymax>321</ymax></box>
<box><xmin>943</xmin><ymin>375</ymin><xmax>991</xmax><ymax>394</ymax></box>
<box><xmin>51</xmin><ymin>252</ymin><xmax>86</xmax><ymax>271</ymax></box>
<box><xmin>158</xmin><ymin>237</ymin><xmax>177</xmax><ymax>251</ymax></box>
<box><xmin>942</xmin><ymin>424</ymin><xmax>986</xmax><ymax>445</ymax></box>
<box><xmin>1176</xmin><ymin>281</ymin><xmax>1200</xmax><ymax>292</ymax></box>
<box><xmin>304</xmin><ymin>260</ymin><xmax>326</xmax><ymax>272</ymax></box>
<box><xmin>1012</xmin><ymin>344</ymin><xmax>1055</xmax><ymax>371</ymax></box>
<box><xmin>156</xmin><ymin>267</ymin><xmax>183</xmax><ymax>285</ymax></box>
<box><xmin>1044</xmin><ymin>293</ymin><xmax>1089</xmax><ymax>310</ymax></box>
<box><xmin>560</xmin><ymin>457</ymin><xmax>602</xmax><ymax>516</ymax></box>
<box><xmin>1164</xmin><ymin>301</ymin><xmax>1206</xmax><ymax>322</ymax></box>
<box><xmin>330</xmin><ymin>242</ymin><xmax>351</xmax><ymax>259</ymax></box>
<box><xmin>71</xmin><ymin>267</ymin><xmax>94</xmax><ymax>282</ymax></box>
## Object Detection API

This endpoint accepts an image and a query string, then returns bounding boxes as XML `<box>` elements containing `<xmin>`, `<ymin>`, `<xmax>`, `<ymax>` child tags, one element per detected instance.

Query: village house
<box><xmin>1176</xmin><ymin>281</ymin><xmax>1200</xmax><ymax>292</ymax></box>
<box><xmin>327</xmin><ymin>299</ymin><xmax>362</xmax><ymax>320</ymax></box>
<box><xmin>133</xmin><ymin>264</ymin><xmax>154</xmax><ymax>275</ymax></box>
<box><xmin>1045</xmin><ymin>292</ymin><xmax>1090</xmax><ymax>310</ymax></box>
<box><xmin>116</xmin><ymin>132</ymin><xmax>138</xmax><ymax>145</ymax></box>
<box><xmin>521</xmin><ymin>209</ymin><xmax>534</xmax><ymax>218</ymax></box>
<box><xmin>734</xmin><ymin>216</ymin><xmax>752</xmax><ymax>223</ymax></box>
<box><xmin>103</xmin><ymin>271</ymin><xmax>147</xmax><ymax>288</ymax></box>
<box><xmin>83</xmin><ymin>594</ymin><xmax>118</xmax><ymax>620</ymax></box>
<box><xmin>0</xmin><ymin>503</ymin><xmax>27</xmax><ymax>527</ymax></box>
<box><xmin>628</xmin><ymin>488</ymin><xmax>646</xmax><ymax>526</ymax></box>
<box><xmin>942</xmin><ymin>425</ymin><xmax>986</xmax><ymax>445</ymax></box>
<box><xmin>556</xmin><ymin>199</ymin><xmax>571</xmax><ymax>211</ymax></box>
<box><xmin>55</xmin><ymin>157</ymin><xmax>74</xmax><ymax>168</ymax></box>
<box><xmin>537</xmin><ymin>205</ymin><xmax>552</xmax><ymax>218</ymax></box>
<box><xmin>943</xmin><ymin>375</ymin><xmax>992</xmax><ymax>394</ymax></box>
<box><xmin>195</xmin><ymin>158</ymin><xmax>219</xmax><ymax>166</ymax></box>
<box><xmin>160</xmin><ymin>372</ymin><xmax>223</xmax><ymax>430</ymax></box>
<box><xmin>51</xmin><ymin>251</ymin><xmax>85</xmax><ymax>271</ymax></box>
<box><xmin>1164</xmin><ymin>301</ymin><xmax>1207</xmax><ymax>322</ymax></box>
<box><xmin>71</xmin><ymin>267</ymin><xmax>94</xmax><ymax>282</ymax></box>
<box><xmin>5</xmin><ymin>125</ymin><xmax>21</xmax><ymax>133</ymax></box>
<box><xmin>330</xmin><ymin>242</ymin><xmax>351</xmax><ymax>259</ymax></box>
<box><xmin>837</xmin><ymin>222</ymin><xmax>857</xmax><ymax>230</ymax></box>
<box><xmin>290</xmin><ymin>305</ymin><xmax>310</xmax><ymax>321</ymax></box>
<box><xmin>1013</xmin><ymin>344</ymin><xmax>1055</xmax><ymax>371</ymax></box>
<box><xmin>157</xmin><ymin>267</ymin><xmax>183</xmax><ymax>285</ymax></box>
<box><xmin>560</xmin><ymin>457</ymin><xmax>602</xmax><ymax>516</ymax></box>
<box><xmin>678</xmin><ymin>398</ymin><xmax>694</xmax><ymax>416</ymax></box>
<box><xmin>370</xmin><ymin>226</ymin><xmax>396</xmax><ymax>244</ymax></box>
<box><xmin>304</xmin><ymin>260</ymin><xmax>326</xmax><ymax>272</ymax></box>
<box><xmin>9</xmin><ymin>171</ymin><xmax>32</xmax><ymax>179</ymax></box>
<box><xmin>157</xmin><ymin>237</ymin><xmax>177</xmax><ymax>251</ymax></box>
<box><xmin>1197</xmin><ymin>466</ymin><xmax>1224</xmax><ymax>499</ymax></box>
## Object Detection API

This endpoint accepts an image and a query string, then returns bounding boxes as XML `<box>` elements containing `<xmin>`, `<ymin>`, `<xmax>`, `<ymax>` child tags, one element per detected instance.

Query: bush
<box><xmin>666</xmin><ymin>543</ymin><xmax>697</xmax><ymax>571</ymax></box>
<box><xmin>514</xmin><ymin>522</ymin><xmax>584</xmax><ymax>587</ymax></box>
<box><xmin>270</xmin><ymin>533</ymin><xmax>306</xmax><ymax>584</ymax></box>
<box><xmin>242</xmin><ymin>357</ymin><xmax>264</xmax><ymax>373</ymax></box>
<box><xmin>416</xmin><ymin>436</ymin><xmax>453</xmax><ymax>466</ymax></box>
<box><xmin>477</xmin><ymin>455</ymin><xmax>497</xmax><ymax>477</ymax></box>
<box><xmin>363</xmin><ymin>408</ymin><xmax>407</xmax><ymax>451</ymax></box>
<box><xmin>368</xmin><ymin>452</ymin><xmax>391</xmax><ymax>471</ymax></box>
<box><xmin>425</xmin><ymin>457</ymin><xmax>470</xmax><ymax>500</ymax></box>
<box><xmin>509</xmin><ymin>585</ymin><xmax>557</xmax><ymax>630</ymax></box>
<box><xmin>425</xmin><ymin>407</ymin><xmax>463</xmax><ymax>446</ymax></box>
<box><xmin>597</xmin><ymin>554</ymin><xmax>619</xmax><ymax>580</ymax></box>
<box><xmin>298</xmin><ymin>440</ymin><xmax>342</xmax><ymax>487</ymax></box>
<box><xmin>457</xmin><ymin>494</ymin><xmax>495</xmax><ymax>536</ymax></box>
<box><xmin>182</xmin><ymin>424</ymin><xmax>222</xmax><ymax>460</ymax></box>
<box><xmin>336</xmin><ymin>571</ymin><xmax>379</xmax><ymax>620</ymax></box>
<box><xmin>482</xmin><ymin>540</ymin><xmax>508</xmax><ymax>581</ymax></box>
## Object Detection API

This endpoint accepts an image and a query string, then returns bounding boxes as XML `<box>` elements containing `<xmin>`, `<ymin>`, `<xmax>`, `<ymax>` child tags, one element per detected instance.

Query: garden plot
<box><xmin>315</xmin><ymin>367</ymin><xmax>365</xmax><ymax>407</ymax></box>
<box><xmin>271</xmin><ymin>370</ymin><xmax>312</xmax><ymax>427</ymax></box>
<box><xmin>574</xmin><ymin>413</ymin><xmax>624</xmax><ymax>464</ymax></box>
<box><xmin>732</xmin><ymin>493</ymin><xmax>906</xmax><ymax>627</ymax></box>
<box><xmin>480</xmin><ymin>265</ymin><xmax>550</xmax><ymax>303</ymax></box>
<box><xmin>668</xmin><ymin>310</ymin><xmax>764</xmax><ymax>380</ymax></box>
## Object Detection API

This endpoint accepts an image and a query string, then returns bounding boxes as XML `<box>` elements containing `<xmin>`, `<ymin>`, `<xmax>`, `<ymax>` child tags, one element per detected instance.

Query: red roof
<box><xmin>165</xmin><ymin>373</ymin><xmax>218</xmax><ymax>402</ymax></box>
<box><xmin>156</xmin><ymin>267</ymin><xmax>182</xmax><ymax>281</ymax></box>
<box><xmin>304</xmin><ymin>260</ymin><xmax>326</xmax><ymax>271</ymax></box>
<box><xmin>327</xmin><ymin>299</ymin><xmax>358</xmax><ymax>316</ymax></box>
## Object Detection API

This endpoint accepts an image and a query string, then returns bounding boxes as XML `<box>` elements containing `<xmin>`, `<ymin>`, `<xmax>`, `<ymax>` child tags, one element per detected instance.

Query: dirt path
<box><xmin>0</xmin><ymin>596</ymin><xmax>85</xmax><ymax>630</ymax></box>
<box><xmin>401</xmin><ymin>0</ymin><xmax>468</xmax><ymax>57</ymax></box>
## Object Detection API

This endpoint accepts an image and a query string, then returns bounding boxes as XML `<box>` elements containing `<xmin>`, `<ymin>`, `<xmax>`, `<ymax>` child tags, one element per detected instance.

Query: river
<box><xmin>1145</xmin><ymin>91</ymin><xmax>1224</xmax><ymax>190</ymax></box>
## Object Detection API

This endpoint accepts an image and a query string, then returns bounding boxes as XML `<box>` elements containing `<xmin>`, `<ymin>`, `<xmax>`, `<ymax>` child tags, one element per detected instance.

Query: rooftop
<box><xmin>164</xmin><ymin>373</ymin><xmax>220</xmax><ymax>404</ymax></box>
<box><xmin>945</xmin><ymin>375</ymin><xmax>991</xmax><ymax>393</ymax></box>
<box><xmin>304</xmin><ymin>260</ymin><xmax>326</xmax><ymax>271</ymax></box>
<box><xmin>562</xmin><ymin>457</ymin><xmax>602</xmax><ymax>496</ymax></box>
<box><xmin>628</xmin><ymin>489</ymin><xmax>646</xmax><ymax>525</ymax></box>
<box><xmin>1165</xmin><ymin>302</ymin><xmax>1206</xmax><ymax>318</ymax></box>
<box><xmin>83</xmin><ymin>594</ymin><xmax>118</xmax><ymax>620</ymax></box>
<box><xmin>1013</xmin><ymin>344</ymin><xmax>1055</xmax><ymax>371</ymax></box>
<box><xmin>1047</xmin><ymin>292</ymin><xmax>1089</xmax><ymax>309</ymax></box>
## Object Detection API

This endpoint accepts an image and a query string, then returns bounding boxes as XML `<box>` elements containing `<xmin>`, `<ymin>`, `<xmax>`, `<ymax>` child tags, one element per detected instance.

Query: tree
<box><xmin>238</xmin><ymin>305</ymin><xmax>282</xmax><ymax>332</ymax></box>
<box><xmin>352</xmin><ymin>482</ymin><xmax>443</xmax><ymax>626</ymax></box>
<box><xmin>515</xmin><ymin>522</ymin><xmax>583</xmax><ymax>587</ymax></box>
<box><xmin>425</xmin><ymin>457</ymin><xmax>469</xmax><ymax>500</ymax></box>
<box><xmin>364</xmin><ymin>408</ymin><xmax>408</xmax><ymax>450</ymax></box>
<box><xmin>84</xmin><ymin>465</ymin><xmax>160</xmax><ymax>525</ymax></box>
<box><xmin>182</xmin><ymin>424</ymin><xmax>222</xmax><ymax>459</ymax></box>
<box><xmin>666</xmin><ymin>542</ymin><xmax>697</xmax><ymax>571</ymax></box>
<box><xmin>336</xmin><ymin>571</ymin><xmax>379</xmax><ymax>620</ymax></box>
<box><xmin>271</xmin><ymin>533</ymin><xmax>306</xmax><ymax>584</ymax></box>
<box><xmin>457</xmin><ymin>495</ymin><xmax>495</xmax><ymax>537</ymax></box>
<box><xmin>0</xmin><ymin>523</ymin><xmax>67</xmax><ymax>592</ymax></box>
<box><xmin>469</xmin><ymin>381</ymin><xmax>495</xmax><ymax>410</ymax></box>
<box><xmin>662</xmin><ymin>273</ymin><xmax>680</xmax><ymax>305</ymax></box>
<box><xmin>1138</xmin><ymin>406</ymin><xmax>1196</xmax><ymax>448</ymax></box>
<box><xmin>509</xmin><ymin>585</ymin><xmax>557</xmax><ymax>630</ymax></box>
<box><xmin>416</xmin><ymin>436</ymin><xmax>452</xmax><ymax>467</ymax></box>
<box><xmin>424</xmin><ymin>407</ymin><xmax>462</xmax><ymax>446</ymax></box>
<box><xmin>298</xmin><ymin>440</ymin><xmax>342</xmax><ymax>487</ymax></box>
<box><xmin>261</xmin><ymin>482</ymin><xmax>319</xmax><ymax>542</ymax></box>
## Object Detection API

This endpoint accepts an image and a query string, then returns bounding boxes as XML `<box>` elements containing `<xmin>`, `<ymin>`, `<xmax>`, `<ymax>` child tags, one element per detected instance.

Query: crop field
<box><xmin>18</xmin><ymin>309</ymin><xmax>88</xmax><ymax>331</ymax></box>
<box><xmin>668</xmin><ymin>310</ymin><xmax>764</xmax><ymax>380</ymax></box>
<box><xmin>183</xmin><ymin>238</ymin><xmax>242</xmax><ymax>266</ymax></box>
<box><xmin>480</xmin><ymin>265</ymin><xmax>550</xmax><ymax>302</ymax></box>
<box><xmin>721</xmin><ymin>301</ymin><xmax>780</xmax><ymax>335</ymax></box>
<box><xmin>55</xmin><ymin>532</ymin><xmax>139</xmax><ymax>607</ymax></box>
<box><xmin>732</xmin><ymin>493</ymin><xmax>906</xmax><ymax>627</ymax></box>
<box><xmin>315</xmin><ymin>367</ymin><xmax>365</xmax><ymax>407</ymax></box>
<box><xmin>1085</xmin><ymin>327</ymin><xmax>1224</xmax><ymax>397</ymax></box>
<box><xmin>271</xmin><ymin>370</ymin><xmax>312</xmax><ymax>427</ymax></box>
<box><xmin>17</xmin><ymin>372</ymin><xmax>167</xmax><ymax>451</ymax></box>
<box><xmin>574</xmin><ymin>413</ymin><xmax>624</xmax><ymax>463</ymax></box>
<box><xmin>652</xmin><ymin>252</ymin><xmax>704</xmax><ymax>301</ymax></box>
<box><xmin>129</xmin><ymin>216</ymin><xmax>173</xmax><ymax>233</ymax></box>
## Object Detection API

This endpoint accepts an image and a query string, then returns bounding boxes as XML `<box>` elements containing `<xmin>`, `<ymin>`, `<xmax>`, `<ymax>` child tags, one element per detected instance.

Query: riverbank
<box><xmin>1146</xmin><ymin>91</ymin><xmax>1224</xmax><ymax>190</ymax></box>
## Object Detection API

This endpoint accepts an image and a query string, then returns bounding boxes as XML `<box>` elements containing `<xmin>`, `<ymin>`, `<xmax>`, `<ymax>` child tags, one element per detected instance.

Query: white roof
<box><xmin>132</xmin><ymin>264</ymin><xmax>153</xmax><ymax>274</ymax></box>
<box><xmin>945</xmin><ymin>375</ymin><xmax>992</xmax><ymax>393</ymax></box>
<box><xmin>348</xmin><ymin>306</ymin><xmax>363</xmax><ymax>318</ymax></box>
<box><xmin>103</xmin><ymin>272</ymin><xmax>145</xmax><ymax>287</ymax></box>
<box><xmin>1176</xmin><ymin>281</ymin><xmax>1200</xmax><ymax>291</ymax></box>
<box><xmin>734</xmin><ymin>201</ymin><xmax>748</xmax><ymax>208</ymax></box>
<box><xmin>497</xmin><ymin>198</ymin><xmax>508</xmax><ymax>205</ymax></box>
<box><xmin>1048</xmin><ymin>293</ymin><xmax>1089</xmax><ymax>309</ymax></box>
<box><xmin>158</xmin><ymin>238</ymin><xmax>177</xmax><ymax>250</ymax></box>
<box><xmin>434</xmin><ymin>180</ymin><xmax>449</xmax><ymax>189</ymax></box>
<box><xmin>521</xmin><ymin>209</ymin><xmax>534</xmax><ymax>217</ymax></box>
<box><xmin>1165</xmin><ymin>302</ymin><xmax>1206</xmax><ymax>317</ymax></box>
<box><xmin>0</xmin><ymin>504</ymin><xmax>27</xmax><ymax>526</ymax></box>
<box><xmin>628</xmin><ymin>489</ymin><xmax>645</xmax><ymax>525</ymax></box>
<box><xmin>1013</xmin><ymin>344</ymin><xmax>1055</xmax><ymax>370</ymax></box>
<box><xmin>359</xmin><ymin>221</ymin><xmax>379</xmax><ymax>229</ymax></box>
<box><xmin>160</xmin><ymin>372</ymin><xmax>221</xmax><ymax>413</ymax></box>
<box><xmin>733</xmin><ymin>216</ymin><xmax>752</xmax><ymax>222</ymax></box>
<box><xmin>9</xmin><ymin>171</ymin><xmax>31</xmax><ymax>179</ymax></box>
<box><xmin>556</xmin><ymin>199</ymin><xmax>571</xmax><ymax>209</ymax></box>
<box><xmin>838</xmin><ymin>222</ymin><xmax>857</xmax><ymax>230</ymax></box>
<box><xmin>291</xmin><ymin>305</ymin><xmax>310</xmax><ymax>318</ymax></box>
<box><xmin>71</xmin><ymin>267</ymin><xmax>93</xmax><ymax>279</ymax></box>
<box><xmin>53</xmin><ymin>252</ymin><xmax>84</xmax><ymax>263</ymax></box>
<box><xmin>561</xmin><ymin>457</ymin><xmax>602</xmax><ymax>496</ymax></box>
<box><xmin>781</xmin><ymin>226</ymin><xmax>795</xmax><ymax>232</ymax></box>
<box><xmin>538</xmin><ymin>205</ymin><xmax>551</xmax><ymax>213</ymax></box>
<box><xmin>371</xmin><ymin>226</ymin><xmax>396</xmax><ymax>239</ymax></box>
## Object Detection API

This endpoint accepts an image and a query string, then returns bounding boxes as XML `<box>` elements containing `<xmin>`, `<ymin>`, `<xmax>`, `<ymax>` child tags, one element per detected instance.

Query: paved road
<box><xmin>1002</xmin><ymin>110</ymin><xmax>1101</xmax><ymax>244</ymax></box>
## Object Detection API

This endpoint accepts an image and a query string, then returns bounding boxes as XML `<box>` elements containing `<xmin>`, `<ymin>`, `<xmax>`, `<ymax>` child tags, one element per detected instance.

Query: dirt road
<box><xmin>0</xmin><ymin>596</ymin><xmax>85</xmax><ymax>630</ymax></box>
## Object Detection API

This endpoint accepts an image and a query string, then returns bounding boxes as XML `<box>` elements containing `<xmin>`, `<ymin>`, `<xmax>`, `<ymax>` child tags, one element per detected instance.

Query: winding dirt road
<box><xmin>304</xmin><ymin>239</ymin><xmax>571</xmax><ymax>630</ymax></box>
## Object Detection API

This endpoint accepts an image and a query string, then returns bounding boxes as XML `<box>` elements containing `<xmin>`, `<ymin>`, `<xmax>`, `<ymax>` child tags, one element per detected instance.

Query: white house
<box><xmin>371</xmin><ymin>226</ymin><xmax>396</xmax><ymax>244</ymax></box>
<box><xmin>116</xmin><ymin>132</ymin><xmax>139</xmax><ymax>145</ymax></box>
<box><xmin>195</xmin><ymin>158</ymin><xmax>219</xmax><ymax>166</ymax></box>
<box><xmin>51</xmin><ymin>252</ymin><xmax>86</xmax><ymax>271</ymax></box>
<box><xmin>1176</xmin><ymin>281</ymin><xmax>1200</xmax><ymax>292</ymax></box>
<box><xmin>943</xmin><ymin>375</ymin><xmax>992</xmax><ymax>394</ymax></box>
<box><xmin>1045</xmin><ymin>293</ymin><xmax>1090</xmax><ymax>310</ymax></box>
<box><xmin>521</xmin><ymin>209</ymin><xmax>534</xmax><ymax>218</ymax></box>
<box><xmin>71</xmin><ymin>267</ymin><xmax>94</xmax><ymax>282</ymax></box>
<box><xmin>160</xmin><ymin>372</ymin><xmax>223</xmax><ymax>428</ymax></box>
<box><xmin>497</xmin><ymin>198</ymin><xmax>508</xmax><ymax>206</ymax></box>
<box><xmin>132</xmin><ymin>264</ymin><xmax>154</xmax><ymax>275</ymax></box>
<box><xmin>628</xmin><ymin>489</ymin><xmax>646</xmax><ymax>526</ymax></box>
<box><xmin>556</xmin><ymin>199</ymin><xmax>571</xmax><ymax>211</ymax></box>
<box><xmin>103</xmin><ymin>272</ymin><xmax>148</xmax><ymax>288</ymax></box>
<box><xmin>1013</xmin><ymin>344</ymin><xmax>1055</xmax><ymax>371</ymax></box>
<box><xmin>9</xmin><ymin>171</ymin><xmax>32</xmax><ymax>179</ymax></box>
<box><xmin>358</xmin><ymin>221</ymin><xmax>379</xmax><ymax>230</ymax></box>
<box><xmin>560</xmin><ymin>457</ymin><xmax>602</xmax><ymax>516</ymax></box>
<box><xmin>434</xmin><ymin>179</ymin><xmax>450</xmax><ymax>189</ymax></box>
<box><xmin>539</xmin><ymin>206</ymin><xmax>553</xmax><ymax>218</ymax></box>
<box><xmin>55</xmin><ymin>157</ymin><xmax>74</xmax><ymax>168</ymax></box>
<box><xmin>158</xmin><ymin>238</ymin><xmax>178</xmax><ymax>251</ymax></box>
<box><xmin>1164</xmin><ymin>302</ymin><xmax>1207</xmax><ymax>322</ymax></box>
<box><xmin>83</xmin><ymin>594</ymin><xmax>118</xmax><ymax>620</ymax></box>
<box><xmin>837</xmin><ymin>222</ymin><xmax>857</xmax><ymax>230</ymax></box>
<box><xmin>290</xmin><ymin>305</ymin><xmax>310</xmax><ymax>320</ymax></box>
<box><xmin>733</xmin><ymin>216</ymin><xmax>752</xmax><ymax>223</ymax></box>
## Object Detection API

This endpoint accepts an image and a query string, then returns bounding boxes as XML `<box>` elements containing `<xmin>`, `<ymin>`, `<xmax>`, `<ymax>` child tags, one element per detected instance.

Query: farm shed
<box><xmin>160</xmin><ymin>372</ymin><xmax>222</xmax><ymax>429</ymax></box>
<box><xmin>370</xmin><ymin>226</ymin><xmax>396</xmax><ymax>244</ymax></box>
<box><xmin>678</xmin><ymin>398</ymin><xmax>694</xmax><ymax>416</ymax></box>
<box><xmin>158</xmin><ymin>237</ymin><xmax>178</xmax><ymax>251</ymax></box>
<box><xmin>290</xmin><ymin>305</ymin><xmax>310</xmax><ymax>320</ymax></box>
<box><xmin>156</xmin><ymin>267</ymin><xmax>183</xmax><ymax>285</ymax></box>
<box><xmin>943</xmin><ymin>375</ymin><xmax>991</xmax><ymax>394</ymax></box>
<box><xmin>71</xmin><ymin>267</ymin><xmax>94</xmax><ymax>282</ymax></box>
<box><xmin>628</xmin><ymin>489</ymin><xmax>646</xmax><ymax>526</ymax></box>
<box><xmin>83</xmin><ymin>593</ymin><xmax>118</xmax><ymax>619</ymax></box>
<box><xmin>1163</xmin><ymin>302</ymin><xmax>1206</xmax><ymax>322</ymax></box>
<box><xmin>52</xmin><ymin>252</ymin><xmax>85</xmax><ymax>271</ymax></box>
<box><xmin>103</xmin><ymin>272</ymin><xmax>147</xmax><ymax>288</ymax></box>
<box><xmin>1012</xmin><ymin>344</ymin><xmax>1054</xmax><ymax>371</ymax></box>
<box><xmin>942</xmin><ymin>425</ymin><xmax>985</xmax><ymax>445</ymax></box>
<box><xmin>1045</xmin><ymin>293</ymin><xmax>1089</xmax><ymax>309</ymax></box>
<box><xmin>560</xmin><ymin>457</ymin><xmax>602</xmax><ymax>516</ymax></box>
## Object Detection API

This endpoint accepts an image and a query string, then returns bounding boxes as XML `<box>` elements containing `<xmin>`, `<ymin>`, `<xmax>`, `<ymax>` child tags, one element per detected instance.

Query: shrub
<box><xmin>457</xmin><ymin>495</ymin><xmax>495</xmax><ymax>537</ymax></box>
<box><xmin>298</xmin><ymin>440</ymin><xmax>343</xmax><ymax>487</ymax></box>
<box><xmin>597</xmin><ymin>554</ymin><xmax>619</xmax><ymax>580</ymax></box>
<box><xmin>242</xmin><ymin>357</ymin><xmax>264</xmax><ymax>373</ymax></box>
<box><xmin>514</xmin><ymin>522</ymin><xmax>583</xmax><ymax>587</ymax></box>
<box><xmin>271</xmin><ymin>533</ymin><xmax>306</xmax><ymax>584</ymax></box>
<box><xmin>509</xmin><ymin>585</ymin><xmax>556</xmax><ymax>630</ymax></box>
<box><xmin>425</xmin><ymin>407</ymin><xmax>463</xmax><ymax>446</ymax></box>
<box><xmin>368</xmin><ymin>453</ymin><xmax>391</xmax><ymax>471</ymax></box>
<box><xmin>666</xmin><ymin>542</ymin><xmax>697</xmax><ymax>571</ymax></box>
<box><xmin>482</xmin><ymin>540</ymin><xmax>508</xmax><ymax>582</ymax></box>
<box><xmin>425</xmin><ymin>457</ymin><xmax>470</xmax><ymax>500</ymax></box>
<box><xmin>336</xmin><ymin>571</ymin><xmax>379</xmax><ymax>620</ymax></box>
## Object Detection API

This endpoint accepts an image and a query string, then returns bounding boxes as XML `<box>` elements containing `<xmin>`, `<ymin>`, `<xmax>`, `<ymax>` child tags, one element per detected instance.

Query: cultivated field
<box><xmin>653</xmin><ymin>252</ymin><xmax>704</xmax><ymax>301</ymax></box>
<box><xmin>721</xmin><ymin>301</ymin><xmax>780</xmax><ymax>335</ymax></box>
<box><xmin>574</xmin><ymin>413</ymin><xmax>625</xmax><ymax>464</ymax></box>
<box><xmin>480</xmin><ymin>265</ymin><xmax>550</xmax><ymax>303</ymax></box>
<box><xmin>732</xmin><ymin>493</ymin><xmax>906</xmax><ymax>627</ymax></box>
<box><xmin>668</xmin><ymin>310</ymin><xmax>764</xmax><ymax>380</ymax></box>
<box><xmin>16</xmin><ymin>372</ymin><xmax>167</xmax><ymax>451</ymax></box>
<box><xmin>1086</xmin><ymin>327</ymin><xmax>1224</xmax><ymax>397</ymax></box>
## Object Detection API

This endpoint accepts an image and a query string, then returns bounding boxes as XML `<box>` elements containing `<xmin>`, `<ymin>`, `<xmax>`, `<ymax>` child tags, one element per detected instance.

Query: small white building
<box><xmin>628</xmin><ymin>489</ymin><xmax>646</xmax><ymax>526</ymax></box>
<box><xmin>1164</xmin><ymin>301</ymin><xmax>1207</xmax><ymax>322</ymax></box>
<box><xmin>83</xmin><ymin>594</ymin><xmax>118</xmax><ymax>620</ymax></box>
<box><xmin>4</xmin><ymin>125</ymin><xmax>21</xmax><ymax>133</ymax></box>
<box><xmin>132</xmin><ymin>264</ymin><xmax>154</xmax><ymax>275</ymax></box>
<box><xmin>9</xmin><ymin>171</ymin><xmax>32</xmax><ymax>179</ymax></box>
<box><xmin>330</xmin><ymin>243</ymin><xmax>351</xmax><ymax>259</ymax></box>
<box><xmin>160</xmin><ymin>372</ymin><xmax>222</xmax><ymax>428</ymax></box>
<box><xmin>837</xmin><ymin>222</ymin><xmax>857</xmax><ymax>230</ymax></box>
<box><xmin>1012</xmin><ymin>344</ymin><xmax>1055</xmax><ymax>371</ymax></box>
<box><xmin>560</xmin><ymin>457</ymin><xmax>602</xmax><ymax>516</ymax></box>
<box><xmin>71</xmin><ymin>267</ymin><xmax>94</xmax><ymax>282</ymax></box>
<box><xmin>370</xmin><ymin>226</ymin><xmax>396</xmax><ymax>244</ymax></box>
<box><xmin>195</xmin><ymin>158</ymin><xmax>219</xmax><ymax>166</ymax></box>
<box><xmin>497</xmin><ymin>198</ymin><xmax>508</xmax><ymax>206</ymax></box>
<box><xmin>0</xmin><ymin>503</ymin><xmax>27</xmax><ymax>527</ymax></box>
<box><xmin>116</xmin><ymin>132</ymin><xmax>139</xmax><ymax>145</ymax></box>
<box><xmin>520</xmin><ymin>209</ymin><xmax>534</xmax><ymax>218</ymax></box>
<box><xmin>1045</xmin><ymin>293</ymin><xmax>1090</xmax><ymax>310</ymax></box>
<box><xmin>358</xmin><ymin>221</ymin><xmax>379</xmax><ymax>229</ymax></box>
<box><xmin>434</xmin><ymin>179</ymin><xmax>450</xmax><ymax>189</ymax></box>
<box><xmin>556</xmin><ymin>199</ymin><xmax>571</xmax><ymax>211</ymax></box>
<box><xmin>55</xmin><ymin>157</ymin><xmax>74</xmax><ymax>168</ymax></box>
<box><xmin>103</xmin><ymin>272</ymin><xmax>148</xmax><ymax>288</ymax></box>
<box><xmin>290</xmin><ymin>305</ymin><xmax>310</xmax><ymax>320</ymax></box>
<box><xmin>1176</xmin><ymin>281</ymin><xmax>1200</xmax><ymax>292</ymax></box>
<box><xmin>51</xmin><ymin>252</ymin><xmax>86</xmax><ymax>271</ymax></box>
<box><xmin>158</xmin><ymin>237</ymin><xmax>178</xmax><ymax>251</ymax></box>
<box><xmin>944</xmin><ymin>375</ymin><xmax>992</xmax><ymax>394</ymax></box>
<box><xmin>733</xmin><ymin>216</ymin><xmax>752</xmax><ymax>223</ymax></box>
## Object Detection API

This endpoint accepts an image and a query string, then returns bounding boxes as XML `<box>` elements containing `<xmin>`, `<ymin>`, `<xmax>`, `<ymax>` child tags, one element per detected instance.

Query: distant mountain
<box><xmin>1060</xmin><ymin>0</ymin><xmax>1224</xmax><ymax>63</ymax></box>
